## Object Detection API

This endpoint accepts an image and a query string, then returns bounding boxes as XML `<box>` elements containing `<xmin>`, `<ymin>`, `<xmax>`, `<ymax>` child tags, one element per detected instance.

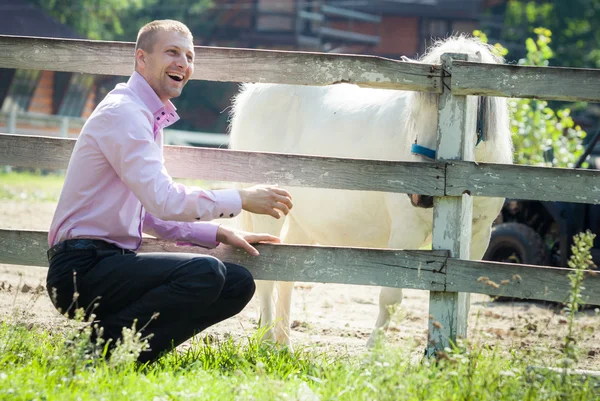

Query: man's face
<box><xmin>137</xmin><ymin>30</ymin><xmax>195</xmax><ymax>103</ymax></box>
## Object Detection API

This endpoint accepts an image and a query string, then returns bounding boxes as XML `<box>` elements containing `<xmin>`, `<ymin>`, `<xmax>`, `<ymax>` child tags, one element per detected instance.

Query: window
<box><xmin>1</xmin><ymin>69</ymin><xmax>41</xmax><ymax>112</ymax></box>
<box><xmin>420</xmin><ymin>18</ymin><xmax>451</xmax><ymax>52</ymax></box>
<box><xmin>0</xmin><ymin>69</ymin><xmax>16</xmax><ymax>107</ymax></box>
<box><xmin>58</xmin><ymin>73</ymin><xmax>94</xmax><ymax>117</ymax></box>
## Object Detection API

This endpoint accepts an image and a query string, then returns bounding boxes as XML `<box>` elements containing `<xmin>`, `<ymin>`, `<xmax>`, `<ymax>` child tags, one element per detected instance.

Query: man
<box><xmin>46</xmin><ymin>19</ymin><xmax>293</xmax><ymax>364</ymax></box>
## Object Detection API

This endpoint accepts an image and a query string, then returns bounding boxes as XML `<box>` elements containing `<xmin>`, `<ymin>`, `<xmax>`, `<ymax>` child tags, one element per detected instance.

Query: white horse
<box><xmin>228</xmin><ymin>36</ymin><xmax>513</xmax><ymax>347</ymax></box>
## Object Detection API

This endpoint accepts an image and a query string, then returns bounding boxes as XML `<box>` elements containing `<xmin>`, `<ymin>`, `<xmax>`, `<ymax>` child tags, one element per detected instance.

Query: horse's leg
<box><xmin>274</xmin><ymin>281</ymin><xmax>294</xmax><ymax>346</ymax></box>
<box><xmin>367</xmin><ymin>287</ymin><xmax>404</xmax><ymax>348</ymax></box>
<box><xmin>273</xmin><ymin>214</ymin><xmax>314</xmax><ymax>349</ymax></box>
<box><xmin>241</xmin><ymin>211</ymin><xmax>286</xmax><ymax>342</ymax></box>
<box><xmin>255</xmin><ymin>280</ymin><xmax>276</xmax><ymax>341</ymax></box>
<box><xmin>368</xmin><ymin>197</ymin><xmax>432</xmax><ymax>347</ymax></box>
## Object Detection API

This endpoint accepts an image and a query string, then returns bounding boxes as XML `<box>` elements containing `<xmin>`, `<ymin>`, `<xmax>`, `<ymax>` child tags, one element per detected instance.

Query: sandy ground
<box><xmin>2</xmin><ymin>200</ymin><xmax>600</xmax><ymax>368</ymax></box>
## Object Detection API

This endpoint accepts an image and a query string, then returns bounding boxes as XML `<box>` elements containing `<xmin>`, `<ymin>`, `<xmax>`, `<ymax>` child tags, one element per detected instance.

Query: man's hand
<box><xmin>238</xmin><ymin>185</ymin><xmax>293</xmax><ymax>219</ymax></box>
<box><xmin>216</xmin><ymin>225</ymin><xmax>280</xmax><ymax>256</ymax></box>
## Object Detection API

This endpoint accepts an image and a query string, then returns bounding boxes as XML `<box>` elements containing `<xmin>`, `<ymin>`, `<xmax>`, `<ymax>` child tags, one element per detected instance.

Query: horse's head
<box><xmin>403</xmin><ymin>35</ymin><xmax>514</xmax><ymax>209</ymax></box>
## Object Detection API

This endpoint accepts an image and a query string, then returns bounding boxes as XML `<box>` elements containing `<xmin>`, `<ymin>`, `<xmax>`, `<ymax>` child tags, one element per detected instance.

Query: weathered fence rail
<box><xmin>3</xmin><ymin>229</ymin><xmax>599</xmax><ymax>306</ymax></box>
<box><xmin>451</xmin><ymin>60</ymin><xmax>600</xmax><ymax>102</ymax></box>
<box><xmin>0</xmin><ymin>35</ymin><xmax>441</xmax><ymax>92</ymax></box>
<box><xmin>1</xmin><ymin>34</ymin><xmax>599</xmax><ymax>354</ymax></box>
<box><xmin>2</xmin><ymin>133</ymin><xmax>599</xmax><ymax>204</ymax></box>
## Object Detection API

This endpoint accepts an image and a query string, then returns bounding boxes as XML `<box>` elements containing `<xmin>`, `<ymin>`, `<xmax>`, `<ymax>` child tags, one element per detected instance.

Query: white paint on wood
<box><xmin>0</xmin><ymin>35</ymin><xmax>441</xmax><ymax>92</ymax></box>
<box><xmin>4</xmin><ymin>133</ymin><xmax>600</xmax><ymax>204</ymax></box>
<box><xmin>0</xmin><ymin>134</ymin><xmax>444</xmax><ymax>195</ymax></box>
<box><xmin>452</xmin><ymin>61</ymin><xmax>600</xmax><ymax>103</ymax></box>
<box><xmin>446</xmin><ymin>161</ymin><xmax>600</xmax><ymax>205</ymax></box>
<box><xmin>428</xmin><ymin>53</ymin><xmax>476</xmax><ymax>356</ymax></box>
<box><xmin>3</xmin><ymin>229</ymin><xmax>599</xmax><ymax>304</ymax></box>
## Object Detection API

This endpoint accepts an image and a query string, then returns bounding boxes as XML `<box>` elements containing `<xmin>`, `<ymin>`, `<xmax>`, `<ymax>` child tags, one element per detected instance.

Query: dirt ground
<box><xmin>2</xmin><ymin>200</ymin><xmax>600</xmax><ymax>368</ymax></box>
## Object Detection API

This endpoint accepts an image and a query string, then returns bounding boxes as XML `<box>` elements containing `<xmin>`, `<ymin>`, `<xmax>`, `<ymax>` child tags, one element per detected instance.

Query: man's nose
<box><xmin>177</xmin><ymin>54</ymin><xmax>188</xmax><ymax>70</ymax></box>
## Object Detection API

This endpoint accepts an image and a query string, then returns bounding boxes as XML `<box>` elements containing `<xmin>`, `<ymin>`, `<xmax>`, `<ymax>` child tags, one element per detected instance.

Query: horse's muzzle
<box><xmin>408</xmin><ymin>193</ymin><xmax>434</xmax><ymax>209</ymax></box>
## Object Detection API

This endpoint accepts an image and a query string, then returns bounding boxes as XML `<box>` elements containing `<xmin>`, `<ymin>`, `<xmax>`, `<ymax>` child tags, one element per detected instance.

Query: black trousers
<box><xmin>46</xmin><ymin>247</ymin><xmax>255</xmax><ymax>363</ymax></box>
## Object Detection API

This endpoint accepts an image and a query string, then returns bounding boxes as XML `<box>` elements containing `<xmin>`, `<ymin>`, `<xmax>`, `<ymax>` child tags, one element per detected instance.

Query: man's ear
<box><xmin>135</xmin><ymin>49</ymin><xmax>146</xmax><ymax>69</ymax></box>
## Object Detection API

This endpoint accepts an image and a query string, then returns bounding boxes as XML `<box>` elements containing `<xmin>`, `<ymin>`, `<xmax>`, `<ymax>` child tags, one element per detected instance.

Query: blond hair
<box><xmin>134</xmin><ymin>20</ymin><xmax>193</xmax><ymax>68</ymax></box>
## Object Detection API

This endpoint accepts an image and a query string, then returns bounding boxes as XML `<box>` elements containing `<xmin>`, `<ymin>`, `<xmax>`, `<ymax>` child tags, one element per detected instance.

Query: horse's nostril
<box><xmin>408</xmin><ymin>193</ymin><xmax>434</xmax><ymax>208</ymax></box>
<box><xmin>421</xmin><ymin>195</ymin><xmax>434</xmax><ymax>208</ymax></box>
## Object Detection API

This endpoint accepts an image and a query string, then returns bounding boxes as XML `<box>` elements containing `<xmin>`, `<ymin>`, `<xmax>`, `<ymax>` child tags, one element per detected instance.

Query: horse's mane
<box><xmin>404</xmin><ymin>35</ymin><xmax>513</xmax><ymax>164</ymax></box>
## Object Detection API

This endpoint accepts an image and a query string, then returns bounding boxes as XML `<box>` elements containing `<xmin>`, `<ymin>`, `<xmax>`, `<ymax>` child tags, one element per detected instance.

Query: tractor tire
<box><xmin>483</xmin><ymin>222</ymin><xmax>549</xmax><ymax>302</ymax></box>
<box><xmin>484</xmin><ymin>222</ymin><xmax>548</xmax><ymax>266</ymax></box>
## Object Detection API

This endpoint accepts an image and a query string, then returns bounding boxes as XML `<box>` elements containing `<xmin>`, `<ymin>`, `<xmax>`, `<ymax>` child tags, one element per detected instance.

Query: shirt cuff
<box><xmin>212</xmin><ymin>189</ymin><xmax>242</xmax><ymax>219</ymax></box>
<box><xmin>189</xmin><ymin>221</ymin><xmax>221</xmax><ymax>249</ymax></box>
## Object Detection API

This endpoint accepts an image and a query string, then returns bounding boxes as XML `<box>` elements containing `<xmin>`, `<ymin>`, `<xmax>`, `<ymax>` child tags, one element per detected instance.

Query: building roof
<box><xmin>0</xmin><ymin>0</ymin><xmax>80</xmax><ymax>39</ymax></box>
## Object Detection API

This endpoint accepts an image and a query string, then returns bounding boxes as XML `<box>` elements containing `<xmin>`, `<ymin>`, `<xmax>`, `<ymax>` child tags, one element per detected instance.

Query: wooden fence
<box><xmin>0</xmin><ymin>108</ymin><xmax>229</xmax><ymax>147</ymax></box>
<box><xmin>1</xmin><ymin>35</ymin><xmax>600</xmax><ymax>355</ymax></box>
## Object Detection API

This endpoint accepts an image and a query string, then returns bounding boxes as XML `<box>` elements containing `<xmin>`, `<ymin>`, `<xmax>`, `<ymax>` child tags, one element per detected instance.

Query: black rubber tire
<box><xmin>483</xmin><ymin>222</ymin><xmax>548</xmax><ymax>266</ymax></box>
<box><xmin>483</xmin><ymin>222</ymin><xmax>549</xmax><ymax>302</ymax></box>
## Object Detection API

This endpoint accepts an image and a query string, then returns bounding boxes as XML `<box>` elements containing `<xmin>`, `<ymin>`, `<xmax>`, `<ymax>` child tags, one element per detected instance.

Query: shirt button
<box><xmin>156</xmin><ymin>117</ymin><xmax>160</xmax><ymax>120</ymax></box>
<box><xmin>162</xmin><ymin>111</ymin><xmax>165</xmax><ymax>115</ymax></box>
<box><xmin>195</xmin><ymin>217</ymin><xmax>201</xmax><ymax>220</ymax></box>
<box><xmin>219</xmin><ymin>213</ymin><xmax>224</xmax><ymax>217</ymax></box>
<box><xmin>230</xmin><ymin>213</ymin><xmax>234</xmax><ymax>217</ymax></box>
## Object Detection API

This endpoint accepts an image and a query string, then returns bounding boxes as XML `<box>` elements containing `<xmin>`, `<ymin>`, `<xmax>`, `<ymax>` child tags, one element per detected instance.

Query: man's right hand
<box><xmin>216</xmin><ymin>225</ymin><xmax>280</xmax><ymax>256</ymax></box>
<box><xmin>238</xmin><ymin>185</ymin><xmax>293</xmax><ymax>219</ymax></box>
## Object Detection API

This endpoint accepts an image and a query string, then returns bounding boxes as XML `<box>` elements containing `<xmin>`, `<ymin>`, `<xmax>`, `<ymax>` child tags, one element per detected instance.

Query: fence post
<box><xmin>60</xmin><ymin>117</ymin><xmax>69</xmax><ymax>138</ymax></box>
<box><xmin>427</xmin><ymin>53</ymin><xmax>478</xmax><ymax>356</ymax></box>
<box><xmin>8</xmin><ymin>104</ymin><xmax>17</xmax><ymax>134</ymax></box>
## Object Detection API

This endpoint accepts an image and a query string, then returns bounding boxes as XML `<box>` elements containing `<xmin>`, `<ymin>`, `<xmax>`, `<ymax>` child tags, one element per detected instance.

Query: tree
<box><xmin>28</xmin><ymin>0</ymin><xmax>216</xmax><ymax>42</ymax></box>
<box><xmin>28</xmin><ymin>0</ymin><xmax>144</xmax><ymax>40</ymax></box>
<box><xmin>118</xmin><ymin>0</ymin><xmax>216</xmax><ymax>42</ymax></box>
<box><xmin>474</xmin><ymin>28</ymin><xmax>587</xmax><ymax>167</ymax></box>
<box><xmin>490</xmin><ymin>0</ymin><xmax>600</xmax><ymax>69</ymax></box>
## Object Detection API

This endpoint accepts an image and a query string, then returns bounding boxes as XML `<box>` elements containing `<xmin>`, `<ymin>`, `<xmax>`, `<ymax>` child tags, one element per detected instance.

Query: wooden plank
<box><xmin>4</xmin><ymin>229</ymin><xmax>600</xmax><ymax>305</ymax></box>
<box><xmin>3</xmin><ymin>133</ymin><xmax>600</xmax><ymax>204</ymax></box>
<box><xmin>452</xmin><ymin>61</ymin><xmax>600</xmax><ymax>103</ymax></box>
<box><xmin>428</xmin><ymin>53</ymin><xmax>477</xmax><ymax>356</ymax></box>
<box><xmin>0</xmin><ymin>134</ymin><xmax>75</xmax><ymax>170</ymax></box>
<box><xmin>446</xmin><ymin>161</ymin><xmax>600</xmax><ymax>205</ymax></box>
<box><xmin>0</xmin><ymin>134</ymin><xmax>445</xmax><ymax>195</ymax></box>
<box><xmin>0</xmin><ymin>229</ymin><xmax>447</xmax><ymax>291</ymax></box>
<box><xmin>0</xmin><ymin>35</ymin><xmax>441</xmax><ymax>92</ymax></box>
<box><xmin>446</xmin><ymin>258</ymin><xmax>600</xmax><ymax>306</ymax></box>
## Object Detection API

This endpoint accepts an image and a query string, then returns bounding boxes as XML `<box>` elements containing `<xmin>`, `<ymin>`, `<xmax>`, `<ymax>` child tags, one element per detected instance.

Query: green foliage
<box><xmin>502</xmin><ymin>0</ymin><xmax>600</xmax><ymax>69</ymax></box>
<box><xmin>118</xmin><ymin>0</ymin><xmax>216</xmax><ymax>42</ymax></box>
<box><xmin>28</xmin><ymin>0</ymin><xmax>216</xmax><ymax>42</ymax></box>
<box><xmin>0</xmin><ymin>170</ymin><xmax>64</xmax><ymax>201</ymax></box>
<box><xmin>475</xmin><ymin>29</ymin><xmax>587</xmax><ymax>167</ymax></box>
<box><xmin>1</xmin><ymin>320</ymin><xmax>599</xmax><ymax>400</ymax></box>
<box><xmin>28</xmin><ymin>0</ymin><xmax>144</xmax><ymax>40</ymax></box>
<box><xmin>563</xmin><ymin>231</ymin><xmax>597</xmax><ymax>367</ymax></box>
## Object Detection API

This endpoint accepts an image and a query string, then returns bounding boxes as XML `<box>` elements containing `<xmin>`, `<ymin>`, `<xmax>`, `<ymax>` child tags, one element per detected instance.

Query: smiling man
<box><xmin>46</xmin><ymin>20</ymin><xmax>293</xmax><ymax>364</ymax></box>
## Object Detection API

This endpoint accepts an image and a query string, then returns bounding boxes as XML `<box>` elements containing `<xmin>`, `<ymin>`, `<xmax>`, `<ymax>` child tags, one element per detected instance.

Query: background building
<box><xmin>0</xmin><ymin>0</ymin><xmax>507</xmax><ymax>140</ymax></box>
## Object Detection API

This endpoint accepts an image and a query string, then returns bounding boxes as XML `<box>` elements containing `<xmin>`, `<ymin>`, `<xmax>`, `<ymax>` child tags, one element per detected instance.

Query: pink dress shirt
<box><xmin>48</xmin><ymin>72</ymin><xmax>241</xmax><ymax>250</ymax></box>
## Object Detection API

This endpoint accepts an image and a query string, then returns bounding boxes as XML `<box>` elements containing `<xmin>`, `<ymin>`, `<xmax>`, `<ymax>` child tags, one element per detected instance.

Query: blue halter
<box><xmin>411</xmin><ymin>97</ymin><xmax>487</xmax><ymax>160</ymax></box>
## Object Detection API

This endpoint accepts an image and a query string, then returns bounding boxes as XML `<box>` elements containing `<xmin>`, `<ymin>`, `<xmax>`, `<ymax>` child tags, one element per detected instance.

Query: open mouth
<box><xmin>166</xmin><ymin>72</ymin><xmax>184</xmax><ymax>82</ymax></box>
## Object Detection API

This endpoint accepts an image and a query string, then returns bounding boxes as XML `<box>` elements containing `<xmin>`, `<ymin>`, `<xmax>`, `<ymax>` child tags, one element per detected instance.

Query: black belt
<box><xmin>47</xmin><ymin>239</ymin><xmax>131</xmax><ymax>261</ymax></box>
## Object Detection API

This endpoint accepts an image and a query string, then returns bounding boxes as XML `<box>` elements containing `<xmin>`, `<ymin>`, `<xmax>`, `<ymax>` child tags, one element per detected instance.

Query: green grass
<box><xmin>0</xmin><ymin>169</ymin><xmax>226</xmax><ymax>202</ymax></box>
<box><xmin>0</xmin><ymin>170</ymin><xmax>65</xmax><ymax>202</ymax></box>
<box><xmin>0</xmin><ymin>320</ymin><xmax>597</xmax><ymax>401</ymax></box>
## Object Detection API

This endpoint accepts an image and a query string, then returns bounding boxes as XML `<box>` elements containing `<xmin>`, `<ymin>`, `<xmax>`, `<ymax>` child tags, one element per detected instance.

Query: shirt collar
<box><xmin>127</xmin><ymin>72</ymin><xmax>180</xmax><ymax>132</ymax></box>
